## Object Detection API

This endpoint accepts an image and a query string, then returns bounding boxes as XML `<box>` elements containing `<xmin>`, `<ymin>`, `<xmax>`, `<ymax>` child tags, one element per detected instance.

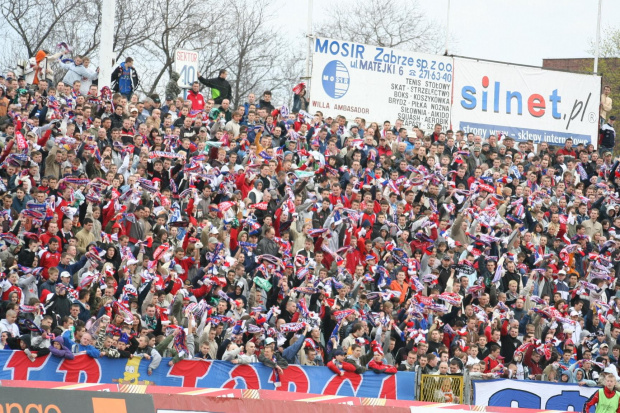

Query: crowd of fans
<box><xmin>0</xmin><ymin>51</ymin><xmax>619</xmax><ymax>397</ymax></box>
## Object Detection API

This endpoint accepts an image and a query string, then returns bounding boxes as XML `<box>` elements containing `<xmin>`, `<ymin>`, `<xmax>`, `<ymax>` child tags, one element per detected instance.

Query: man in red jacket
<box><xmin>557</xmin><ymin>138</ymin><xmax>577</xmax><ymax>158</ymax></box>
<box><xmin>187</xmin><ymin>82</ymin><xmax>205</xmax><ymax>111</ymax></box>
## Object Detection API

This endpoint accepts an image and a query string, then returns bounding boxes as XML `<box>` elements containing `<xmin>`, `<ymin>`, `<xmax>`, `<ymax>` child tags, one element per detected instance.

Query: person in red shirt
<box><xmin>327</xmin><ymin>349</ymin><xmax>358</xmax><ymax>376</ymax></box>
<box><xmin>39</xmin><ymin>222</ymin><xmax>61</xmax><ymax>248</ymax></box>
<box><xmin>187</xmin><ymin>82</ymin><xmax>205</xmax><ymax>111</ymax></box>
<box><xmin>328</xmin><ymin>183</ymin><xmax>354</xmax><ymax>208</ymax></box>
<box><xmin>557</xmin><ymin>138</ymin><xmax>577</xmax><ymax>158</ymax></box>
<box><xmin>367</xmin><ymin>341</ymin><xmax>397</xmax><ymax>374</ymax></box>
<box><xmin>522</xmin><ymin>344</ymin><xmax>544</xmax><ymax>377</ymax></box>
<box><xmin>1</xmin><ymin>271</ymin><xmax>23</xmax><ymax>302</ymax></box>
<box><xmin>376</xmin><ymin>137</ymin><xmax>393</xmax><ymax>157</ymax></box>
<box><xmin>483</xmin><ymin>344</ymin><xmax>504</xmax><ymax>374</ymax></box>
<box><xmin>431</xmin><ymin>124</ymin><xmax>443</xmax><ymax>142</ymax></box>
<box><xmin>173</xmin><ymin>247</ymin><xmax>198</xmax><ymax>282</ymax></box>
<box><xmin>344</xmin><ymin>236</ymin><xmax>364</xmax><ymax>275</ymax></box>
<box><xmin>39</xmin><ymin>237</ymin><xmax>61</xmax><ymax>280</ymax></box>
<box><xmin>467</xmin><ymin>167</ymin><xmax>484</xmax><ymax>188</ymax></box>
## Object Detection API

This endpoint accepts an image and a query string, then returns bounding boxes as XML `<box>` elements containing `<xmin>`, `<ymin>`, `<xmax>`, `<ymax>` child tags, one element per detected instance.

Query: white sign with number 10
<box><xmin>175</xmin><ymin>49</ymin><xmax>199</xmax><ymax>89</ymax></box>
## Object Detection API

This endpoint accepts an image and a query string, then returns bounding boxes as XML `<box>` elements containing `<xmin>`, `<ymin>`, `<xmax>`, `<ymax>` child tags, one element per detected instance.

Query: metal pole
<box><xmin>306</xmin><ymin>0</ymin><xmax>313</xmax><ymax>80</ymax></box>
<box><xmin>99</xmin><ymin>0</ymin><xmax>116</xmax><ymax>89</ymax></box>
<box><xmin>445</xmin><ymin>0</ymin><xmax>451</xmax><ymax>55</ymax></box>
<box><xmin>594</xmin><ymin>0</ymin><xmax>602</xmax><ymax>73</ymax></box>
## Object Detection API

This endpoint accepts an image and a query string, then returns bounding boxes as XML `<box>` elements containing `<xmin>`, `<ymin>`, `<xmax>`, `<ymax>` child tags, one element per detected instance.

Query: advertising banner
<box><xmin>0</xmin><ymin>386</ymin><xmax>155</xmax><ymax>413</ymax></box>
<box><xmin>451</xmin><ymin>57</ymin><xmax>601</xmax><ymax>147</ymax></box>
<box><xmin>472</xmin><ymin>379</ymin><xmax>598</xmax><ymax>411</ymax></box>
<box><xmin>310</xmin><ymin>37</ymin><xmax>453</xmax><ymax>130</ymax></box>
<box><xmin>0</xmin><ymin>351</ymin><xmax>415</xmax><ymax>400</ymax></box>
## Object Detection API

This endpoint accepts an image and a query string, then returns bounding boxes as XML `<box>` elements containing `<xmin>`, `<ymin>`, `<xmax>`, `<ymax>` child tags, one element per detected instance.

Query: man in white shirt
<box><xmin>0</xmin><ymin>310</ymin><xmax>20</xmax><ymax>338</ymax></box>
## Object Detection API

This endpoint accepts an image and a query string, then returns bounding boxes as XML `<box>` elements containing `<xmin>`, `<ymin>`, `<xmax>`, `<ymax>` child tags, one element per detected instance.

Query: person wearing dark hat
<box><xmin>17</xmin><ymin>235</ymin><xmax>39</xmax><ymax>267</ymax></box>
<box><xmin>161</xmin><ymin>95</ymin><xmax>174</xmax><ymax>114</ymax></box>
<box><xmin>600</xmin><ymin>116</ymin><xmax>616</xmax><ymax>156</ymax></box>
<box><xmin>6</xmin><ymin>333</ymin><xmax>50</xmax><ymax>361</ymax></box>
<box><xmin>327</xmin><ymin>349</ymin><xmax>358</xmax><ymax>375</ymax></box>
<box><xmin>590</xmin><ymin>330</ymin><xmax>609</xmax><ymax>357</ymax></box>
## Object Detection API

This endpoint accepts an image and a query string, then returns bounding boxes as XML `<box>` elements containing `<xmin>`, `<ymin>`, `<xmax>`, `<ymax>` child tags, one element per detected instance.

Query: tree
<box><xmin>0</xmin><ymin>0</ymin><xmax>161</xmax><ymax>81</ymax></box>
<box><xmin>0</xmin><ymin>0</ymin><xmax>85</xmax><ymax>57</ymax></box>
<box><xmin>142</xmin><ymin>0</ymin><xmax>223</xmax><ymax>94</ymax></box>
<box><xmin>588</xmin><ymin>28</ymin><xmax>620</xmax><ymax>121</ymax></box>
<box><xmin>205</xmin><ymin>0</ymin><xmax>305</xmax><ymax>107</ymax></box>
<box><xmin>112</xmin><ymin>0</ymin><xmax>159</xmax><ymax>62</ymax></box>
<box><xmin>594</xmin><ymin>28</ymin><xmax>620</xmax><ymax>58</ymax></box>
<box><xmin>212</xmin><ymin>0</ymin><xmax>280</xmax><ymax>107</ymax></box>
<box><xmin>0</xmin><ymin>0</ymin><xmax>307</xmax><ymax>107</ymax></box>
<box><xmin>51</xmin><ymin>0</ymin><xmax>102</xmax><ymax>58</ymax></box>
<box><xmin>315</xmin><ymin>0</ymin><xmax>443</xmax><ymax>53</ymax></box>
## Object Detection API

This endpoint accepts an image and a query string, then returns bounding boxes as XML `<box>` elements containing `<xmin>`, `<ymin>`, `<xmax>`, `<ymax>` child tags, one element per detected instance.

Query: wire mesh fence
<box><xmin>418</xmin><ymin>374</ymin><xmax>464</xmax><ymax>404</ymax></box>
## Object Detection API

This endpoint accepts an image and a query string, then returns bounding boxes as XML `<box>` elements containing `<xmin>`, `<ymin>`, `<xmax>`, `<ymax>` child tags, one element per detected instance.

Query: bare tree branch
<box><xmin>316</xmin><ymin>0</ymin><xmax>443</xmax><ymax>53</ymax></box>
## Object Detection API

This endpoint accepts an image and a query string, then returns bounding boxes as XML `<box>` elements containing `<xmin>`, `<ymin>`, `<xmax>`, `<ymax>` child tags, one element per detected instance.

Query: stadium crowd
<box><xmin>0</xmin><ymin>50</ymin><xmax>619</xmax><ymax>393</ymax></box>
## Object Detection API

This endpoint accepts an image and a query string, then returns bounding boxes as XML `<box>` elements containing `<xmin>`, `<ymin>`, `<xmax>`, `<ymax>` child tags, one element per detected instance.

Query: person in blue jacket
<box><xmin>111</xmin><ymin>57</ymin><xmax>139</xmax><ymax>99</ymax></box>
<box><xmin>64</xmin><ymin>331</ymin><xmax>101</xmax><ymax>358</ymax></box>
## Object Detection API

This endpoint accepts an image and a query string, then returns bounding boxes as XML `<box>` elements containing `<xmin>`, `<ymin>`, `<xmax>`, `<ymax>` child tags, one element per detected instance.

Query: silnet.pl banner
<box><xmin>450</xmin><ymin>57</ymin><xmax>601</xmax><ymax>147</ymax></box>
<box><xmin>0</xmin><ymin>351</ymin><xmax>415</xmax><ymax>400</ymax></box>
<box><xmin>310</xmin><ymin>36</ymin><xmax>453</xmax><ymax>130</ymax></box>
<box><xmin>472</xmin><ymin>379</ymin><xmax>598</xmax><ymax>411</ymax></box>
<box><xmin>310</xmin><ymin>37</ymin><xmax>602</xmax><ymax>147</ymax></box>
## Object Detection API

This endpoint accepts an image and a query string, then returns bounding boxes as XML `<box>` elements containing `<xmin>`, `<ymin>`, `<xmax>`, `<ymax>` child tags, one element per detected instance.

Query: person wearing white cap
<box><xmin>554</xmin><ymin>270</ymin><xmax>569</xmax><ymax>301</ymax></box>
<box><xmin>568</xmin><ymin>310</ymin><xmax>583</xmax><ymax>341</ymax></box>
<box><xmin>59</xmin><ymin>271</ymin><xmax>73</xmax><ymax>288</ymax></box>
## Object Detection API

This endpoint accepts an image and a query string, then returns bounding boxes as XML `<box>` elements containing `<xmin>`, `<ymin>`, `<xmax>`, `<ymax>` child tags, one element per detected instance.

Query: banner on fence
<box><xmin>451</xmin><ymin>57</ymin><xmax>601</xmax><ymax>147</ymax></box>
<box><xmin>472</xmin><ymin>379</ymin><xmax>598</xmax><ymax>411</ymax></box>
<box><xmin>310</xmin><ymin>36</ymin><xmax>453</xmax><ymax>130</ymax></box>
<box><xmin>0</xmin><ymin>351</ymin><xmax>415</xmax><ymax>400</ymax></box>
<box><xmin>0</xmin><ymin>386</ymin><xmax>155</xmax><ymax>413</ymax></box>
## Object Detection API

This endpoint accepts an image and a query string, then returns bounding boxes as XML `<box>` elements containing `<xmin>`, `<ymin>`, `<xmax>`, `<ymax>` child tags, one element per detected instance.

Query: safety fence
<box><xmin>418</xmin><ymin>374</ymin><xmax>465</xmax><ymax>404</ymax></box>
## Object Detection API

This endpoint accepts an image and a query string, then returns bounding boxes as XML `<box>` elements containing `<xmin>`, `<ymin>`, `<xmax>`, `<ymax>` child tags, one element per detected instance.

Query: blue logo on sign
<box><xmin>322</xmin><ymin>60</ymin><xmax>350</xmax><ymax>99</ymax></box>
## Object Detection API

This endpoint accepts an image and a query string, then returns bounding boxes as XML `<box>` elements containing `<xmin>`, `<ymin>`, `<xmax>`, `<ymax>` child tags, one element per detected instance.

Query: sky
<box><xmin>276</xmin><ymin>0</ymin><xmax>620</xmax><ymax>67</ymax></box>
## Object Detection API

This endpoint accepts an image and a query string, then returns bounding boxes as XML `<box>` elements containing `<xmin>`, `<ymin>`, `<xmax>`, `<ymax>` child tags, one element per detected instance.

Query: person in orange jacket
<box><xmin>389</xmin><ymin>269</ymin><xmax>410</xmax><ymax>305</ymax></box>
